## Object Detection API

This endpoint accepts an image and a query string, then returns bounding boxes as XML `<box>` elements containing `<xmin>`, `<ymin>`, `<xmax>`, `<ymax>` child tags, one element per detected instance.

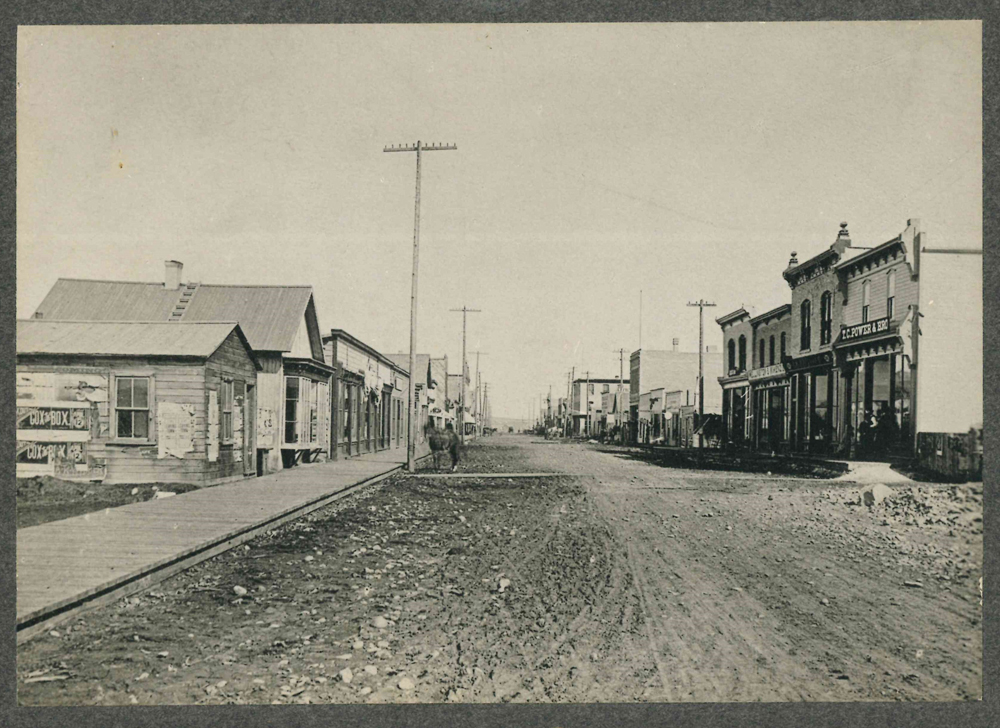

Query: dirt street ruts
<box><xmin>17</xmin><ymin>437</ymin><xmax>982</xmax><ymax>704</ymax></box>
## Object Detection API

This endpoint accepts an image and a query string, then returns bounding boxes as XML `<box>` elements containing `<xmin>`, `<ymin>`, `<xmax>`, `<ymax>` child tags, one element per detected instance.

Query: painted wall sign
<box><xmin>16</xmin><ymin>372</ymin><xmax>109</xmax><ymax>403</ymax></box>
<box><xmin>840</xmin><ymin>316</ymin><xmax>891</xmax><ymax>343</ymax></box>
<box><xmin>748</xmin><ymin>363</ymin><xmax>788</xmax><ymax>382</ymax></box>
<box><xmin>157</xmin><ymin>402</ymin><xmax>196</xmax><ymax>459</ymax></box>
<box><xmin>16</xmin><ymin>404</ymin><xmax>90</xmax><ymax>431</ymax></box>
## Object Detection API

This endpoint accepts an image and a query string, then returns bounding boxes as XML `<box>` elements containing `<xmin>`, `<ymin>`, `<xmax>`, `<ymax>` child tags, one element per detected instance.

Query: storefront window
<box><xmin>342</xmin><ymin>384</ymin><xmax>351</xmax><ymax>439</ymax></box>
<box><xmin>894</xmin><ymin>354</ymin><xmax>911</xmax><ymax>446</ymax></box>
<box><xmin>812</xmin><ymin>372</ymin><xmax>829</xmax><ymax>443</ymax></box>
<box><xmin>284</xmin><ymin>377</ymin><xmax>299</xmax><ymax>444</ymax></box>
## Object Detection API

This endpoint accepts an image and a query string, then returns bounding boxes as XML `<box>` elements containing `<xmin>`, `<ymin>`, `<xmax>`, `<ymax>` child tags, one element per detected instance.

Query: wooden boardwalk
<box><xmin>17</xmin><ymin>446</ymin><xmax>428</xmax><ymax>642</ymax></box>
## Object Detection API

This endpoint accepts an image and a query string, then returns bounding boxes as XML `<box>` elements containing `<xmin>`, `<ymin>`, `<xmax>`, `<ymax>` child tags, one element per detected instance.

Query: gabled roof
<box><xmin>34</xmin><ymin>279</ymin><xmax>314</xmax><ymax>353</ymax></box>
<box><xmin>16</xmin><ymin>319</ymin><xmax>255</xmax><ymax>363</ymax></box>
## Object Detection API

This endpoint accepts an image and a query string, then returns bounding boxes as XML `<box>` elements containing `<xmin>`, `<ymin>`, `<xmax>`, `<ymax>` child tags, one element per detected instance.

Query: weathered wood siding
<box><xmin>203</xmin><ymin>329</ymin><xmax>259</xmax><ymax>482</ymax></box>
<box><xmin>17</xmin><ymin>333</ymin><xmax>258</xmax><ymax>486</ymax></box>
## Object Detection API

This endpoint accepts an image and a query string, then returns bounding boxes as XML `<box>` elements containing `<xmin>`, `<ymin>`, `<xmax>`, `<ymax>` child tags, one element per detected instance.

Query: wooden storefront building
<box><xmin>30</xmin><ymin>262</ymin><xmax>333</xmax><ymax>475</ymax></box>
<box><xmin>324</xmin><ymin>330</ymin><xmax>410</xmax><ymax>460</ymax></box>
<box><xmin>16</xmin><ymin>320</ymin><xmax>259</xmax><ymax>485</ymax></box>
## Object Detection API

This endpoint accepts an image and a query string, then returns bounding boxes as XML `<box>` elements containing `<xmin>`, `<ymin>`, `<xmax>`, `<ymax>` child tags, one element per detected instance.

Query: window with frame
<box><xmin>728</xmin><ymin>339</ymin><xmax>736</xmax><ymax>371</ymax></box>
<box><xmin>780</xmin><ymin>332</ymin><xmax>787</xmax><ymax>360</ymax></box>
<box><xmin>862</xmin><ymin>280</ymin><xmax>871</xmax><ymax>323</ymax></box>
<box><xmin>116</xmin><ymin>376</ymin><xmax>151</xmax><ymax>439</ymax></box>
<box><xmin>769</xmin><ymin>335</ymin><xmax>775</xmax><ymax>365</ymax></box>
<box><xmin>759</xmin><ymin>339</ymin><xmax>765</xmax><ymax>368</ymax></box>
<box><xmin>820</xmin><ymin>291</ymin><xmax>833</xmax><ymax>345</ymax></box>
<box><xmin>887</xmin><ymin>270</ymin><xmax>896</xmax><ymax>320</ymax></box>
<box><xmin>220</xmin><ymin>379</ymin><xmax>234</xmax><ymax>442</ymax></box>
<box><xmin>342</xmin><ymin>384</ymin><xmax>351</xmax><ymax>439</ymax></box>
<box><xmin>800</xmin><ymin>300</ymin><xmax>812</xmax><ymax>350</ymax></box>
<box><xmin>738</xmin><ymin>335</ymin><xmax>746</xmax><ymax>371</ymax></box>
<box><xmin>284</xmin><ymin>376</ymin><xmax>300</xmax><ymax>443</ymax></box>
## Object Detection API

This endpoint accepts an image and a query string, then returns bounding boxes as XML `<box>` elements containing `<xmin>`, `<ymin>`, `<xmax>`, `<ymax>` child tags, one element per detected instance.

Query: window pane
<box><xmin>285</xmin><ymin>419</ymin><xmax>297</xmax><ymax>444</ymax></box>
<box><xmin>286</xmin><ymin>377</ymin><xmax>299</xmax><ymax>401</ymax></box>
<box><xmin>117</xmin><ymin>409</ymin><xmax>133</xmax><ymax>437</ymax></box>
<box><xmin>117</xmin><ymin>377</ymin><xmax>132</xmax><ymax>408</ymax></box>
<box><xmin>133</xmin><ymin>411</ymin><xmax>149</xmax><ymax>439</ymax></box>
<box><xmin>133</xmin><ymin>377</ymin><xmax>149</xmax><ymax>408</ymax></box>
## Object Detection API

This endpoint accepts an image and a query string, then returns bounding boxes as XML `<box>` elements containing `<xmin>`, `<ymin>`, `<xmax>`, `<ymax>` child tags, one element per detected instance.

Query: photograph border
<box><xmin>1</xmin><ymin>1</ymin><xmax>995</xmax><ymax>727</ymax></box>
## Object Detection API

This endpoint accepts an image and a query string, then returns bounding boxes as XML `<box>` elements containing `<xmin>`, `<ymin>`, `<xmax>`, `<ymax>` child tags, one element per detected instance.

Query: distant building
<box><xmin>629</xmin><ymin>343</ymin><xmax>723</xmax><ymax>445</ymax></box>
<box><xmin>569</xmin><ymin>377</ymin><xmax>623</xmax><ymax>436</ymax></box>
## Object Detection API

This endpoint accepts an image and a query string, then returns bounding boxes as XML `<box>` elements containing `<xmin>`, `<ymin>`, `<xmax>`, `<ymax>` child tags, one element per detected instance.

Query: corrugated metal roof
<box><xmin>180</xmin><ymin>285</ymin><xmax>312</xmax><ymax>353</ymax></box>
<box><xmin>34</xmin><ymin>279</ymin><xmax>313</xmax><ymax>352</ymax></box>
<box><xmin>16</xmin><ymin>320</ymin><xmax>243</xmax><ymax>358</ymax></box>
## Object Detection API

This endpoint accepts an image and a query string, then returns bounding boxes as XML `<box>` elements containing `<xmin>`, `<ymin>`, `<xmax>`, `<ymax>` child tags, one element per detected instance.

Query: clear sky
<box><xmin>17</xmin><ymin>22</ymin><xmax>981</xmax><ymax>420</ymax></box>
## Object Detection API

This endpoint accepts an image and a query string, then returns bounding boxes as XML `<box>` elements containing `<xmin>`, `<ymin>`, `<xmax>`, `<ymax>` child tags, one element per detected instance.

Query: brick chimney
<box><xmin>165</xmin><ymin>260</ymin><xmax>183</xmax><ymax>290</ymax></box>
<box><xmin>833</xmin><ymin>221</ymin><xmax>851</xmax><ymax>255</ymax></box>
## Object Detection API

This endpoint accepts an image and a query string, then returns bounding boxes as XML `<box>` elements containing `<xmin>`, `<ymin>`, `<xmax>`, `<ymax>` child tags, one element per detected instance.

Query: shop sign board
<box><xmin>786</xmin><ymin>351</ymin><xmax>832</xmax><ymax>373</ymax></box>
<box><xmin>748</xmin><ymin>363</ymin><xmax>788</xmax><ymax>382</ymax></box>
<box><xmin>840</xmin><ymin>317</ymin><xmax>891</xmax><ymax>343</ymax></box>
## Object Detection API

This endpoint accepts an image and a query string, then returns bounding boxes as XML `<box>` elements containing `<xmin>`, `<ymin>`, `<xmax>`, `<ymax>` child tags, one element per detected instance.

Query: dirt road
<box><xmin>17</xmin><ymin>437</ymin><xmax>981</xmax><ymax>704</ymax></box>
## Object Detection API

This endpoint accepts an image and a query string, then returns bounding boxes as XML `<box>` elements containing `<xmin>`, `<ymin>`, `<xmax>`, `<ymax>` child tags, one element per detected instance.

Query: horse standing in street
<box><xmin>427</xmin><ymin>423</ymin><xmax>461</xmax><ymax>472</ymax></box>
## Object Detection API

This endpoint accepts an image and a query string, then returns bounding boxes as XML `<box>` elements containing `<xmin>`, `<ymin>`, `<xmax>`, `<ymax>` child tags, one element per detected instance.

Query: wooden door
<box><xmin>244</xmin><ymin>383</ymin><xmax>256</xmax><ymax>476</ymax></box>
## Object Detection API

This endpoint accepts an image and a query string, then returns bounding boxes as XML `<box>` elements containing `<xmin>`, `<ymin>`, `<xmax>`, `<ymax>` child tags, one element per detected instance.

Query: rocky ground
<box><xmin>17</xmin><ymin>437</ymin><xmax>982</xmax><ymax>704</ymax></box>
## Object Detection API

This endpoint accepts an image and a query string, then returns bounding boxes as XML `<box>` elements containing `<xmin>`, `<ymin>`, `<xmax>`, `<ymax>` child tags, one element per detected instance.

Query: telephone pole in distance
<box><xmin>449</xmin><ymin>306</ymin><xmax>481</xmax><ymax>445</ymax></box>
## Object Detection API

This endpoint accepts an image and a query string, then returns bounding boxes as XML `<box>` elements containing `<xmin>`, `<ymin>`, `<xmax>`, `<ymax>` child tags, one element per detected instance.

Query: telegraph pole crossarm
<box><xmin>384</xmin><ymin>140</ymin><xmax>457</xmax><ymax>472</ymax></box>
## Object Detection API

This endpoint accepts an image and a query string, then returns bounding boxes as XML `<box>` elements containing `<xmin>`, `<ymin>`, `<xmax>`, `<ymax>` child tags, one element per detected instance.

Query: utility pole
<box><xmin>470</xmin><ymin>350</ymin><xmax>488</xmax><ymax>437</ymax></box>
<box><xmin>385</xmin><ymin>140</ymin><xmax>457</xmax><ymax>472</ymax></box>
<box><xmin>449</xmin><ymin>306</ymin><xmax>481</xmax><ymax>445</ymax></box>
<box><xmin>585</xmin><ymin>370</ymin><xmax>591</xmax><ymax>437</ymax></box>
<box><xmin>570</xmin><ymin>367</ymin><xmax>576</xmax><ymax>436</ymax></box>
<box><xmin>613</xmin><ymin>347</ymin><xmax>626</xmax><ymax>443</ymax></box>
<box><xmin>687</xmin><ymin>300</ymin><xmax>717</xmax><ymax>443</ymax></box>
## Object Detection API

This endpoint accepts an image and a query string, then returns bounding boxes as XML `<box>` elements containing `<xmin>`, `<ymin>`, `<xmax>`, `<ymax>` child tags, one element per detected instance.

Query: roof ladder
<box><xmin>169</xmin><ymin>282</ymin><xmax>199</xmax><ymax>322</ymax></box>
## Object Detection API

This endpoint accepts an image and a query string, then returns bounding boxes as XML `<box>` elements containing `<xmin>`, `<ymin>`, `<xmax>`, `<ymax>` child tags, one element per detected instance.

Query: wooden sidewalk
<box><xmin>17</xmin><ymin>446</ymin><xmax>428</xmax><ymax>642</ymax></box>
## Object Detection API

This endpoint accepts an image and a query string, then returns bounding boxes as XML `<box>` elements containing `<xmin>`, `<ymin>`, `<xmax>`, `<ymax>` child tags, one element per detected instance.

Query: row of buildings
<box><xmin>716</xmin><ymin>219</ymin><xmax>982</xmax><ymax>474</ymax></box>
<box><xmin>548</xmin><ymin>340</ymin><xmax>724</xmax><ymax>448</ymax></box>
<box><xmin>551</xmin><ymin>219</ymin><xmax>982</xmax><ymax>477</ymax></box>
<box><xmin>15</xmin><ymin>261</ymin><xmax>485</xmax><ymax>485</ymax></box>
